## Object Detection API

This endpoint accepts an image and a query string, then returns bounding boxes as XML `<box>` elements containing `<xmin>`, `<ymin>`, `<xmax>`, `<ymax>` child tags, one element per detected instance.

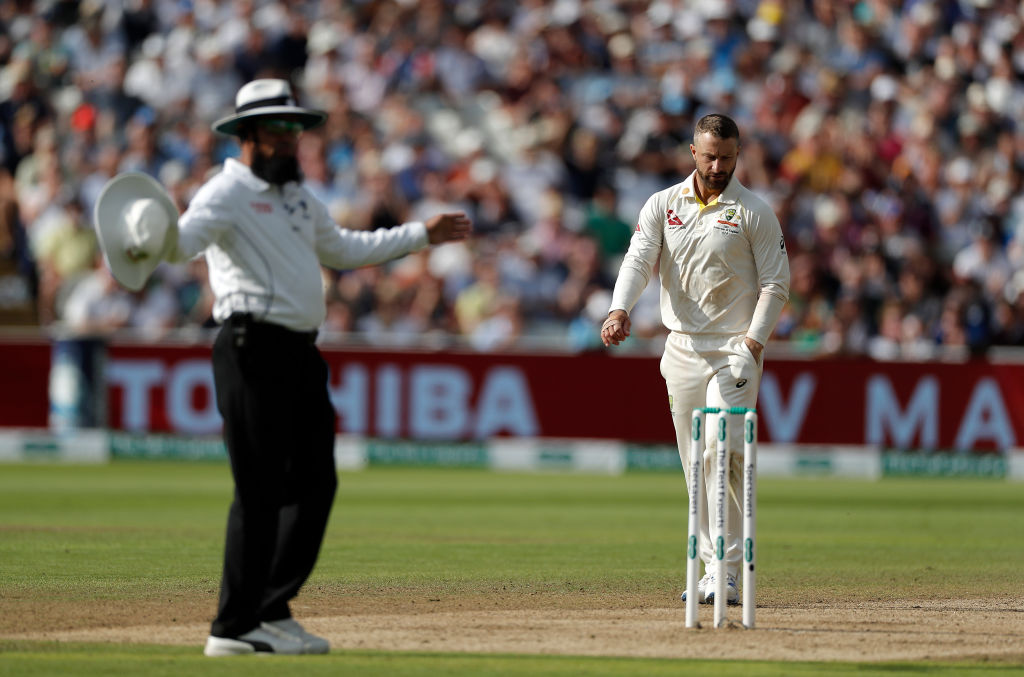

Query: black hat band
<box><xmin>236</xmin><ymin>96</ymin><xmax>295</xmax><ymax>113</ymax></box>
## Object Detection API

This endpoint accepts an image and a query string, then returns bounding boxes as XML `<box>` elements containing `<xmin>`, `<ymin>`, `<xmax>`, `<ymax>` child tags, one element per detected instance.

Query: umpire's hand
<box><xmin>425</xmin><ymin>212</ymin><xmax>472</xmax><ymax>244</ymax></box>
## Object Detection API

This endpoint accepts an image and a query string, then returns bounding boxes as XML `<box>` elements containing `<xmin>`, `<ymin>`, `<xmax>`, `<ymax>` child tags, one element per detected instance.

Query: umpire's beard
<box><xmin>251</xmin><ymin>151</ymin><xmax>303</xmax><ymax>186</ymax></box>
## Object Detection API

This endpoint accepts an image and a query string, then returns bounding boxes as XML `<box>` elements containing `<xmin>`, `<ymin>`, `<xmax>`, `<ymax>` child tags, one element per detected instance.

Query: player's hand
<box><xmin>425</xmin><ymin>212</ymin><xmax>472</xmax><ymax>244</ymax></box>
<box><xmin>744</xmin><ymin>337</ymin><xmax>764</xmax><ymax>363</ymax></box>
<box><xmin>601</xmin><ymin>310</ymin><xmax>631</xmax><ymax>347</ymax></box>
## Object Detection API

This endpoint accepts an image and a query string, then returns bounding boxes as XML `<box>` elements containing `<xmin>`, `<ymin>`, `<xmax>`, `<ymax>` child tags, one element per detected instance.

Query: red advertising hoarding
<box><xmin>2</xmin><ymin>338</ymin><xmax>1021</xmax><ymax>450</ymax></box>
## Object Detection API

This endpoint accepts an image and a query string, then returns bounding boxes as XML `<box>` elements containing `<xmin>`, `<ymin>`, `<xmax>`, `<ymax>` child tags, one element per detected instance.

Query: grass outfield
<box><xmin>1</xmin><ymin>462</ymin><xmax>1022</xmax><ymax>675</ymax></box>
<box><xmin>2</xmin><ymin>644</ymin><xmax>1020</xmax><ymax>677</ymax></box>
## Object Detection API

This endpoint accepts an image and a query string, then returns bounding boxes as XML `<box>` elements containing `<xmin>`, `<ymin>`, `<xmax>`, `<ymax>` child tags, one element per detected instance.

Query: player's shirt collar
<box><xmin>683</xmin><ymin>171</ymin><xmax>740</xmax><ymax>207</ymax></box>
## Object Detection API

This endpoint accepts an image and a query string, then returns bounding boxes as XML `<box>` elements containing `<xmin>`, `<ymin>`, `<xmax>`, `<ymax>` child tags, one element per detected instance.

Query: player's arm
<box><xmin>744</xmin><ymin>210</ymin><xmax>790</xmax><ymax>360</ymax></box>
<box><xmin>602</xmin><ymin>195</ymin><xmax>664</xmax><ymax>347</ymax></box>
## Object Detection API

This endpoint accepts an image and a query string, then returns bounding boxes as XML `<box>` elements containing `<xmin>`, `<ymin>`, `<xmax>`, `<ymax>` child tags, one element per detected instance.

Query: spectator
<box><xmin>61</xmin><ymin>260</ymin><xmax>138</xmax><ymax>334</ymax></box>
<box><xmin>952</xmin><ymin>219</ymin><xmax>1014</xmax><ymax>297</ymax></box>
<box><xmin>0</xmin><ymin>59</ymin><xmax>51</xmax><ymax>175</ymax></box>
<box><xmin>30</xmin><ymin>195</ymin><xmax>96</xmax><ymax>324</ymax></box>
<box><xmin>584</xmin><ymin>182</ymin><xmax>634</xmax><ymax>261</ymax></box>
<box><xmin>120</xmin><ymin>0</ymin><xmax>160</xmax><ymax>56</ymax></box>
<box><xmin>61</xmin><ymin>0</ymin><xmax>124</xmax><ymax>96</ymax></box>
<box><xmin>18</xmin><ymin>15</ymin><xmax>71</xmax><ymax>91</ymax></box>
<box><xmin>231</xmin><ymin>22</ymin><xmax>272</xmax><ymax>84</ymax></box>
<box><xmin>117</xmin><ymin>106</ymin><xmax>168</xmax><ymax>177</ymax></box>
<box><xmin>0</xmin><ymin>190</ymin><xmax>36</xmax><ymax>325</ymax></box>
<box><xmin>89</xmin><ymin>55</ymin><xmax>145</xmax><ymax>130</ymax></box>
<box><xmin>354</xmin><ymin>275</ymin><xmax>423</xmax><ymax>347</ymax></box>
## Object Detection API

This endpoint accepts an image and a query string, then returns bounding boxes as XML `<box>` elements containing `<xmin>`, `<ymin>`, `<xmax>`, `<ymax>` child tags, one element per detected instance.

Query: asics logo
<box><xmin>736</xmin><ymin>379</ymin><xmax>748</xmax><ymax>388</ymax></box>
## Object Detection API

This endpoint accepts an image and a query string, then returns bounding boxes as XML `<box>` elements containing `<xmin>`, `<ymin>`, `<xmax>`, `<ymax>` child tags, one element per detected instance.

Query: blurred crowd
<box><xmin>1</xmin><ymin>0</ymin><xmax>1023</xmax><ymax>360</ymax></box>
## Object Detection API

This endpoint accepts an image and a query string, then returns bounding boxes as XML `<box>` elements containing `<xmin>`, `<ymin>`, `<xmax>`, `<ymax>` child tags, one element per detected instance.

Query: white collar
<box><xmin>684</xmin><ymin>171</ymin><xmax>739</xmax><ymax>205</ymax></box>
<box><xmin>224</xmin><ymin>157</ymin><xmax>271</xmax><ymax>192</ymax></box>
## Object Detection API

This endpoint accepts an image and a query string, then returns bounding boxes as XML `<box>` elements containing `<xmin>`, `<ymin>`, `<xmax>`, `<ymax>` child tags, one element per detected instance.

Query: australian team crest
<box><xmin>715</xmin><ymin>207</ymin><xmax>740</xmax><ymax>232</ymax></box>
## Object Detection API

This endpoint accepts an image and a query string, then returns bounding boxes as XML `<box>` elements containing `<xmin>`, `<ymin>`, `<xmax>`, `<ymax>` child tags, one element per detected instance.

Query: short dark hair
<box><xmin>694</xmin><ymin>114</ymin><xmax>740</xmax><ymax>142</ymax></box>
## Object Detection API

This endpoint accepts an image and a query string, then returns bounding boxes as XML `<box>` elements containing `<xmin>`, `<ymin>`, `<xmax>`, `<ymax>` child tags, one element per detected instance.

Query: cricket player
<box><xmin>600</xmin><ymin>113</ymin><xmax>789</xmax><ymax>605</ymax></box>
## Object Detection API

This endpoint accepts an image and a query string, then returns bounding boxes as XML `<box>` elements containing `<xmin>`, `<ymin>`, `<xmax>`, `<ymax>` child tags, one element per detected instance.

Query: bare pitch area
<box><xmin>5</xmin><ymin>594</ymin><xmax>1023</xmax><ymax>663</ymax></box>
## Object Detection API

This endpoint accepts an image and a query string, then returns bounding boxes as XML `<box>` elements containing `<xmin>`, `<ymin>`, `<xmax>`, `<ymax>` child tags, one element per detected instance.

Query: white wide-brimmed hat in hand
<box><xmin>93</xmin><ymin>172</ymin><xmax>179</xmax><ymax>291</ymax></box>
<box><xmin>212</xmin><ymin>79</ymin><xmax>327</xmax><ymax>136</ymax></box>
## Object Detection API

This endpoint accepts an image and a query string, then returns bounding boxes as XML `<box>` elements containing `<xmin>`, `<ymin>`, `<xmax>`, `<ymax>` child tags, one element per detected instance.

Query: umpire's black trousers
<box><xmin>210</xmin><ymin>314</ymin><xmax>338</xmax><ymax>638</ymax></box>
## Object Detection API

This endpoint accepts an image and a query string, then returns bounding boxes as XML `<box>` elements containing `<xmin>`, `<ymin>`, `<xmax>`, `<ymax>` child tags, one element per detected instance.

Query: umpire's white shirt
<box><xmin>610</xmin><ymin>172</ymin><xmax>789</xmax><ymax>343</ymax></box>
<box><xmin>173</xmin><ymin>158</ymin><xmax>428</xmax><ymax>331</ymax></box>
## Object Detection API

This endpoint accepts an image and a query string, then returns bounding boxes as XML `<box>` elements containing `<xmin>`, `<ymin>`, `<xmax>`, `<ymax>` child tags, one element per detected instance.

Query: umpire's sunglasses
<box><xmin>257</xmin><ymin>119</ymin><xmax>305</xmax><ymax>135</ymax></box>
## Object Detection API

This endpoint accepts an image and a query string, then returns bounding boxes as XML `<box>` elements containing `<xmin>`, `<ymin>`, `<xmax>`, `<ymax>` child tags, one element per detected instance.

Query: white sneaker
<box><xmin>680</xmin><ymin>573</ymin><xmax>713</xmax><ymax>603</ymax></box>
<box><xmin>261</xmin><ymin>618</ymin><xmax>330</xmax><ymax>654</ymax></box>
<box><xmin>703</xmin><ymin>573</ymin><xmax>739</xmax><ymax>606</ymax></box>
<box><xmin>204</xmin><ymin>627</ymin><xmax>304</xmax><ymax>656</ymax></box>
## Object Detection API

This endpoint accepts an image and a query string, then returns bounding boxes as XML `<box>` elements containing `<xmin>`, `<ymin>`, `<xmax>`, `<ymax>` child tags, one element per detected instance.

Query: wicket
<box><xmin>685</xmin><ymin>406</ymin><xmax>757</xmax><ymax>629</ymax></box>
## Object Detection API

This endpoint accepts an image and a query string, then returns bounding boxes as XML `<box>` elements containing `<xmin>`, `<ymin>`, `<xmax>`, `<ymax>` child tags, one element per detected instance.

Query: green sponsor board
<box><xmin>882</xmin><ymin>451</ymin><xmax>1007</xmax><ymax>478</ymax></box>
<box><xmin>20</xmin><ymin>439</ymin><xmax>61</xmax><ymax>457</ymax></box>
<box><xmin>367</xmin><ymin>441</ymin><xmax>487</xmax><ymax>467</ymax></box>
<box><xmin>537</xmin><ymin>449</ymin><xmax>574</xmax><ymax>468</ymax></box>
<box><xmin>111</xmin><ymin>433</ymin><xmax>228</xmax><ymax>461</ymax></box>
<box><xmin>624</xmin><ymin>446</ymin><xmax>681</xmax><ymax>471</ymax></box>
<box><xmin>794</xmin><ymin>455</ymin><xmax>833</xmax><ymax>473</ymax></box>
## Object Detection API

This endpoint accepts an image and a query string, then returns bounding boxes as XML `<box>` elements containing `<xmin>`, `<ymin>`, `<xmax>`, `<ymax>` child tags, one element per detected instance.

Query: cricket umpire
<box><xmin>600</xmin><ymin>114</ymin><xmax>789</xmax><ymax>607</ymax></box>
<box><xmin>93</xmin><ymin>79</ymin><xmax>471</xmax><ymax>656</ymax></box>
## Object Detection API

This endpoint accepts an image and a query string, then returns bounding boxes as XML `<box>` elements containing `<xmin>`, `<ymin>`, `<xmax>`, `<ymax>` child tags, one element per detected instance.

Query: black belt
<box><xmin>225</xmin><ymin>313</ymin><xmax>318</xmax><ymax>347</ymax></box>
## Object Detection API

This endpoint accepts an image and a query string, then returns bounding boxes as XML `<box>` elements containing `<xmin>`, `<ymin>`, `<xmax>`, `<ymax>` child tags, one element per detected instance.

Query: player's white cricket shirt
<box><xmin>173</xmin><ymin>158</ymin><xmax>427</xmax><ymax>332</ymax></box>
<box><xmin>610</xmin><ymin>171</ymin><xmax>790</xmax><ymax>343</ymax></box>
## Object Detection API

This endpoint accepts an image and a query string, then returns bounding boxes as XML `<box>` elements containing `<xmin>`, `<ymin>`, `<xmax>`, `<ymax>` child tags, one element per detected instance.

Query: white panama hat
<box><xmin>93</xmin><ymin>172</ymin><xmax>179</xmax><ymax>291</ymax></box>
<box><xmin>212</xmin><ymin>79</ymin><xmax>326</xmax><ymax>136</ymax></box>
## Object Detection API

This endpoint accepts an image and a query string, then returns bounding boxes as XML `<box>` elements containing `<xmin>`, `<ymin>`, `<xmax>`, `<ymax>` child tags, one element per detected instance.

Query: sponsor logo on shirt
<box><xmin>283</xmin><ymin>198</ymin><xmax>311</xmax><ymax>233</ymax></box>
<box><xmin>250</xmin><ymin>202</ymin><xmax>273</xmax><ymax>214</ymax></box>
<box><xmin>666</xmin><ymin>209</ymin><xmax>684</xmax><ymax>228</ymax></box>
<box><xmin>284</xmin><ymin>199</ymin><xmax>310</xmax><ymax>220</ymax></box>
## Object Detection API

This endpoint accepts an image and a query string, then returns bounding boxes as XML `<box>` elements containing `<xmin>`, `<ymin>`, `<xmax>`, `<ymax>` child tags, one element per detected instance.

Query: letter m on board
<box><xmin>865</xmin><ymin>375</ymin><xmax>938</xmax><ymax>450</ymax></box>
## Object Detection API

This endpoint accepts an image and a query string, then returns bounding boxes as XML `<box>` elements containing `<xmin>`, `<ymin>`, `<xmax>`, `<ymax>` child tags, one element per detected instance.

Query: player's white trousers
<box><xmin>660</xmin><ymin>332</ymin><xmax>762</xmax><ymax>580</ymax></box>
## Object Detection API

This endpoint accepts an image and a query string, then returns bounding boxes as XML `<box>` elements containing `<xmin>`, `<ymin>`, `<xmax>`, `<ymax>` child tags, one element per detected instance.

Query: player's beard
<box><xmin>697</xmin><ymin>166</ymin><xmax>733</xmax><ymax>192</ymax></box>
<box><xmin>251</xmin><ymin>150</ymin><xmax>302</xmax><ymax>186</ymax></box>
